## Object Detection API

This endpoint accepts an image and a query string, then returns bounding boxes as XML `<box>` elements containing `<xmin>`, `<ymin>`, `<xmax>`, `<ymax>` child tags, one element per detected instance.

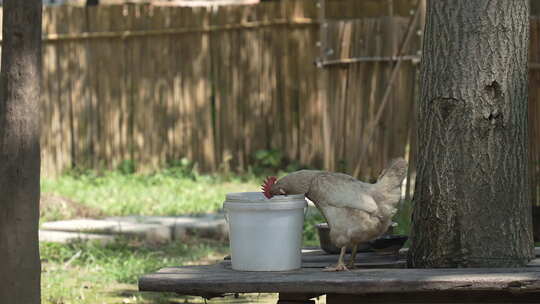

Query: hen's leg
<box><xmin>323</xmin><ymin>246</ymin><xmax>349</xmax><ymax>272</ymax></box>
<box><xmin>347</xmin><ymin>245</ymin><xmax>358</xmax><ymax>269</ymax></box>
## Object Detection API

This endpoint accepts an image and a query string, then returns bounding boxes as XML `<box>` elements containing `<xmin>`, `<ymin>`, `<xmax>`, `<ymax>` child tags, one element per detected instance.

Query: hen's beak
<box><xmin>279</xmin><ymin>188</ymin><xmax>286</xmax><ymax>195</ymax></box>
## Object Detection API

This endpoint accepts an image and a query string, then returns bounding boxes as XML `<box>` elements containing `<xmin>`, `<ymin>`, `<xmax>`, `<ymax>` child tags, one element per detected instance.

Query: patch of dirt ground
<box><xmin>40</xmin><ymin>194</ymin><xmax>104</xmax><ymax>221</ymax></box>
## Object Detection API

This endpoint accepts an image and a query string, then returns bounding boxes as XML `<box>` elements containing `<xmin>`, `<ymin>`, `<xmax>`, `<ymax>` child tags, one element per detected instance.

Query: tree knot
<box><xmin>482</xmin><ymin>109</ymin><xmax>502</xmax><ymax>125</ymax></box>
<box><xmin>485</xmin><ymin>80</ymin><xmax>502</xmax><ymax>100</ymax></box>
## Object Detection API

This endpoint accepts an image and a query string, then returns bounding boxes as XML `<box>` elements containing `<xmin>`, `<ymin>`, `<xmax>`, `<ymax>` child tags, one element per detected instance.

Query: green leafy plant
<box><xmin>251</xmin><ymin>149</ymin><xmax>313</xmax><ymax>175</ymax></box>
<box><xmin>163</xmin><ymin>157</ymin><xmax>197</xmax><ymax>179</ymax></box>
<box><xmin>253</xmin><ymin>149</ymin><xmax>283</xmax><ymax>172</ymax></box>
<box><xmin>303</xmin><ymin>211</ymin><xmax>326</xmax><ymax>247</ymax></box>
<box><xmin>117</xmin><ymin>160</ymin><xmax>137</xmax><ymax>175</ymax></box>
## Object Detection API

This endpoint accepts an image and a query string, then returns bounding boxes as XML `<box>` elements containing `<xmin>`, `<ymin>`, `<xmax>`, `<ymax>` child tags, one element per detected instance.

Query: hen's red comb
<box><xmin>261</xmin><ymin>176</ymin><xmax>277</xmax><ymax>199</ymax></box>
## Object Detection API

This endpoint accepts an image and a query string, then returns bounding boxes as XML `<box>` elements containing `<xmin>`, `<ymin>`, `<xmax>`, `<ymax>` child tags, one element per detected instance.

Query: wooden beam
<box><xmin>318</xmin><ymin>55</ymin><xmax>421</xmax><ymax>67</ymax></box>
<box><xmin>327</xmin><ymin>291</ymin><xmax>540</xmax><ymax>304</ymax></box>
<box><xmin>139</xmin><ymin>261</ymin><xmax>540</xmax><ymax>295</ymax></box>
<box><xmin>0</xmin><ymin>18</ymin><xmax>318</xmax><ymax>43</ymax></box>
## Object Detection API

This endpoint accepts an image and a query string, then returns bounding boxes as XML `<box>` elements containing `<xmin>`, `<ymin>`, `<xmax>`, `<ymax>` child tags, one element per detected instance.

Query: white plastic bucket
<box><xmin>223</xmin><ymin>192</ymin><xmax>307</xmax><ymax>271</ymax></box>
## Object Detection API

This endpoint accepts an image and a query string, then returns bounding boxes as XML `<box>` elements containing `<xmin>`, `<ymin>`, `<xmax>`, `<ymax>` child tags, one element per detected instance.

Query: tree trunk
<box><xmin>408</xmin><ymin>0</ymin><xmax>533</xmax><ymax>268</ymax></box>
<box><xmin>0</xmin><ymin>0</ymin><xmax>43</xmax><ymax>303</ymax></box>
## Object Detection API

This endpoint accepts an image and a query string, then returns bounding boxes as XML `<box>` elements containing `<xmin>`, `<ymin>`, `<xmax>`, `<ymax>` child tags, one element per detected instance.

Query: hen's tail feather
<box><xmin>376</xmin><ymin>158</ymin><xmax>408</xmax><ymax>191</ymax></box>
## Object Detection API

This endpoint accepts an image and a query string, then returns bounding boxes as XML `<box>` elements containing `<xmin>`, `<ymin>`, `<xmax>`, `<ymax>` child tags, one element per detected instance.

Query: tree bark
<box><xmin>0</xmin><ymin>0</ymin><xmax>43</xmax><ymax>303</ymax></box>
<box><xmin>408</xmin><ymin>0</ymin><xmax>533</xmax><ymax>268</ymax></box>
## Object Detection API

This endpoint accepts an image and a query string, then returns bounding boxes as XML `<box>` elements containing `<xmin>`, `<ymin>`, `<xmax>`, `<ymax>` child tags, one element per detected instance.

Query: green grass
<box><xmin>41</xmin><ymin>238</ymin><xmax>232</xmax><ymax>304</ymax></box>
<box><xmin>41</xmin><ymin>170</ymin><xmax>261</xmax><ymax>219</ymax></box>
<box><xmin>303</xmin><ymin>211</ymin><xmax>326</xmax><ymax>247</ymax></box>
<box><xmin>393</xmin><ymin>200</ymin><xmax>413</xmax><ymax>234</ymax></box>
<box><xmin>41</xmin><ymin>238</ymin><xmax>283</xmax><ymax>304</ymax></box>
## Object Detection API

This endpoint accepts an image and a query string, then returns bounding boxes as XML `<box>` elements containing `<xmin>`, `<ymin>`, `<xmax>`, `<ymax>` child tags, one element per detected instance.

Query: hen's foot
<box><xmin>323</xmin><ymin>263</ymin><xmax>349</xmax><ymax>272</ymax></box>
<box><xmin>346</xmin><ymin>262</ymin><xmax>356</xmax><ymax>269</ymax></box>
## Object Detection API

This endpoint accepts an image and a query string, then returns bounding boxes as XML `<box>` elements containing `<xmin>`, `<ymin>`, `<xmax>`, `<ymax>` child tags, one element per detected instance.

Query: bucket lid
<box><xmin>224</xmin><ymin>192</ymin><xmax>306</xmax><ymax>211</ymax></box>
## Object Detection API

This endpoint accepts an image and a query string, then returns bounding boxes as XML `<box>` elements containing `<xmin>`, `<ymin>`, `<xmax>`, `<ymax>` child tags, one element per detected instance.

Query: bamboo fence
<box><xmin>32</xmin><ymin>0</ymin><xmax>422</xmax><ymax>177</ymax></box>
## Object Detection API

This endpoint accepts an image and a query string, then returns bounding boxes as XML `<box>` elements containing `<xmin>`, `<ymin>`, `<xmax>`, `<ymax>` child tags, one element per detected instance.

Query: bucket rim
<box><xmin>224</xmin><ymin>199</ymin><xmax>307</xmax><ymax>211</ymax></box>
<box><xmin>225</xmin><ymin>191</ymin><xmax>305</xmax><ymax>203</ymax></box>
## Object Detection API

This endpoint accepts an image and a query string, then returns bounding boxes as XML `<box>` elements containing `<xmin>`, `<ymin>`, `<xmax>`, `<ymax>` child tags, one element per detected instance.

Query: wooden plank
<box><xmin>67</xmin><ymin>7</ymin><xmax>88</xmax><ymax>170</ymax></box>
<box><xmin>228</xmin><ymin>5</ymin><xmax>244</xmax><ymax>171</ymax></box>
<box><xmin>94</xmin><ymin>5</ymin><xmax>130</xmax><ymax>170</ymax></box>
<box><xmin>236</xmin><ymin>4</ymin><xmax>260</xmax><ymax>171</ymax></box>
<box><xmin>297</xmin><ymin>0</ymin><xmax>322</xmax><ymax>169</ymax></box>
<box><xmin>163</xmin><ymin>5</ymin><xmax>215</xmax><ymax>171</ymax></box>
<box><xmin>196</xmin><ymin>7</ymin><xmax>216</xmax><ymax>171</ymax></box>
<box><xmin>40</xmin><ymin>6</ymin><xmax>79</xmax><ymax>177</ymax></box>
<box><xmin>268</xmin><ymin>0</ymin><xmax>288</xmax><ymax>164</ymax></box>
<box><xmin>55</xmin><ymin>6</ymin><xmax>75</xmax><ymax>176</ymax></box>
<box><xmin>163</xmin><ymin>6</ymin><xmax>179</xmax><ymax>167</ymax></box>
<box><xmin>130</xmin><ymin>4</ymin><xmax>162</xmax><ymax>171</ymax></box>
<box><xmin>169</xmin><ymin>6</ymin><xmax>189</xmax><ymax>167</ymax></box>
<box><xmin>327</xmin><ymin>291</ymin><xmax>540</xmax><ymax>304</ymax></box>
<box><xmin>147</xmin><ymin>5</ymin><xmax>169</xmax><ymax>170</ymax></box>
<box><xmin>139</xmin><ymin>260</ymin><xmax>540</xmax><ymax>295</ymax></box>
<box><xmin>122</xmin><ymin>5</ymin><xmax>135</xmax><ymax>165</ymax></box>
<box><xmin>282</xmin><ymin>0</ymin><xmax>304</xmax><ymax>164</ymax></box>
<box><xmin>125</xmin><ymin>4</ymin><xmax>142</xmax><ymax>168</ymax></box>
<box><xmin>171</xmin><ymin>6</ymin><xmax>196</xmax><ymax>166</ymax></box>
<box><xmin>65</xmin><ymin>6</ymin><xmax>89</xmax><ymax>173</ymax></box>
<box><xmin>41</xmin><ymin>8</ymin><xmax>60</xmax><ymax>177</ymax></box>
<box><xmin>83</xmin><ymin>6</ymin><xmax>102</xmax><ymax>170</ymax></box>
<box><xmin>257</xmin><ymin>2</ymin><xmax>278</xmax><ymax>155</ymax></box>
<box><xmin>211</xmin><ymin>5</ymin><xmax>236</xmax><ymax>171</ymax></box>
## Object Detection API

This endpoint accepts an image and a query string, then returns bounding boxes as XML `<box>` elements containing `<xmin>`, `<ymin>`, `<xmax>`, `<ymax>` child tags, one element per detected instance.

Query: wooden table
<box><xmin>139</xmin><ymin>248</ymin><xmax>540</xmax><ymax>304</ymax></box>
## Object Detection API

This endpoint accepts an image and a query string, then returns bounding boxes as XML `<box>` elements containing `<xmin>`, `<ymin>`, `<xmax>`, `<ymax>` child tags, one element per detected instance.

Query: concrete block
<box><xmin>41</xmin><ymin>218</ymin><xmax>172</xmax><ymax>242</ymax></box>
<box><xmin>39</xmin><ymin>230</ymin><xmax>114</xmax><ymax>244</ymax></box>
<box><xmin>110</xmin><ymin>222</ymin><xmax>172</xmax><ymax>243</ymax></box>
<box><xmin>105</xmin><ymin>215</ymin><xmax>228</xmax><ymax>240</ymax></box>
<box><xmin>41</xmin><ymin>219</ymin><xmax>117</xmax><ymax>233</ymax></box>
<box><xmin>42</xmin><ymin>213</ymin><xmax>230</xmax><ymax>243</ymax></box>
<box><xmin>178</xmin><ymin>216</ymin><xmax>228</xmax><ymax>239</ymax></box>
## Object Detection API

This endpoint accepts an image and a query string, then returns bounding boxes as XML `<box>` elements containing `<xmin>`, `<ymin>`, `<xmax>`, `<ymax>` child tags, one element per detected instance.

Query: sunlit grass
<box><xmin>41</xmin><ymin>170</ymin><xmax>261</xmax><ymax>218</ymax></box>
<box><xmin>41</xmin><ymin>238</ymin><xmax>230</xmax><ymax>304</ymax></box>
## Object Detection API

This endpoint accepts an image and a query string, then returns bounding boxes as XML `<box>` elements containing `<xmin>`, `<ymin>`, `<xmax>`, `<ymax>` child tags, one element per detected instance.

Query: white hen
<box><xmin>265</xmin><ymin>158</ymin><xmax>407</xmax><ymax>271</ymax></box>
